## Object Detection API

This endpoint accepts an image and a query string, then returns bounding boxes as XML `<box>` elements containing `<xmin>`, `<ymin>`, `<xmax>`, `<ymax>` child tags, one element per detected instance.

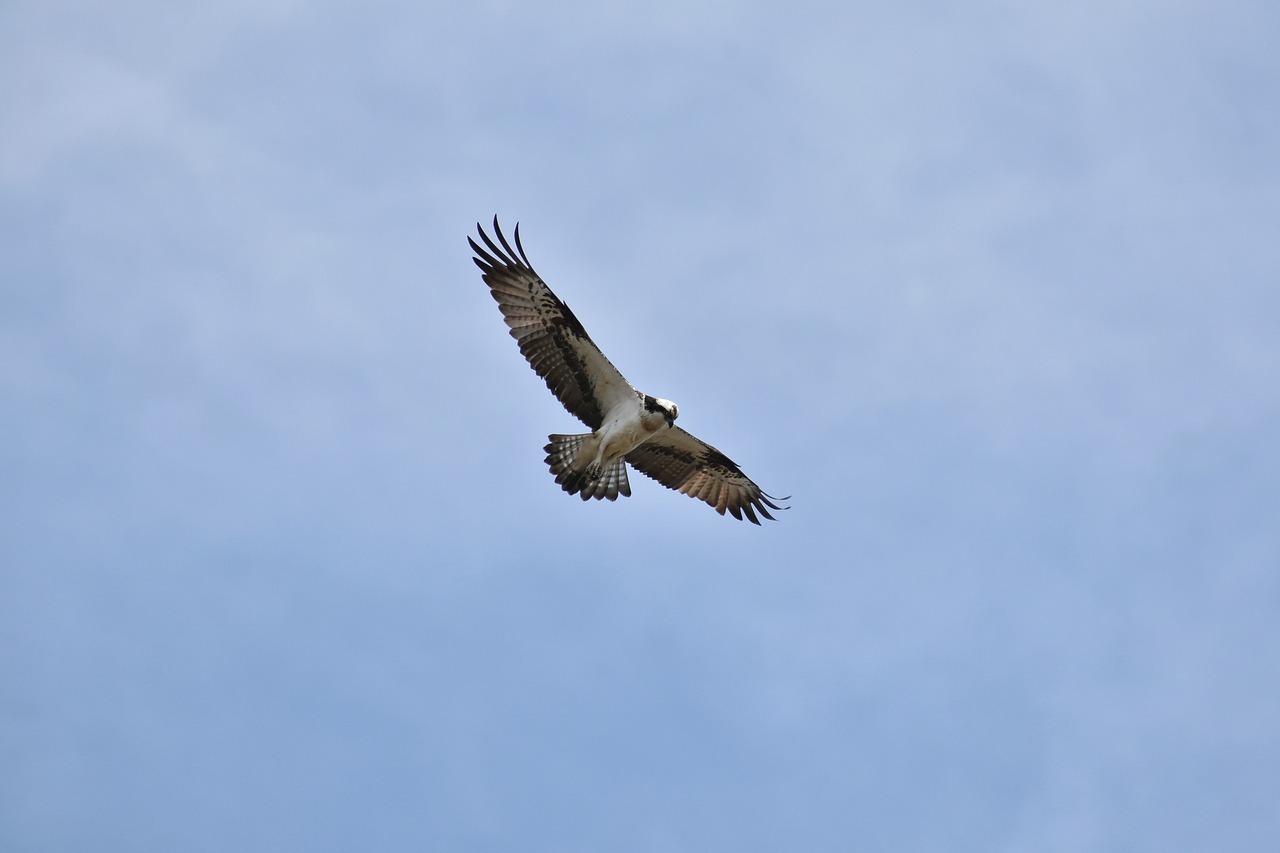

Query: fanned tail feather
<box><xmin>544</xmin><ymin>434</ymin><xmax>631</xmax><ymax>502</ymax></box>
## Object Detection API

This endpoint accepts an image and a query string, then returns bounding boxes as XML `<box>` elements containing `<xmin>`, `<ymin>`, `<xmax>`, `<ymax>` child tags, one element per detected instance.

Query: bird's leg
<box><xmin>584</xmin><ymin>447</ymin><xmax>606</xmax><ymax>481</ymax></box>
<box><xmin>581</xmin><ymin>429</ymin><xmax>611</xmax><ymax>481</ymax></box>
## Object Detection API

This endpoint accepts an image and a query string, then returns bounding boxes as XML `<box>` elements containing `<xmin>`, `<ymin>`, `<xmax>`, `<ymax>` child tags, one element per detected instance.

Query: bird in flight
<box><xmin>469</xmin><ymin>217</ymin><xmax>787</xmax><ymax>524</ymax></box>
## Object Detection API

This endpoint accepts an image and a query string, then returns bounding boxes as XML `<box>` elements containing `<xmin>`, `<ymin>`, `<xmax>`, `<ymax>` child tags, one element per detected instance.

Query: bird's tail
<box><xmin>544</xmin><ymin>434</ymin><xmax>631</xmax><ymax>502</ymax></box>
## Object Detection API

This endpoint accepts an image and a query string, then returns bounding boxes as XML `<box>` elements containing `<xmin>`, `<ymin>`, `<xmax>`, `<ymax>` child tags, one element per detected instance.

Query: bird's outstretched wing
<box><xmin>625</xmin><ymin>426</ymin><xmax>789</xmax><ymax>525</ymax></box>
<box><xmin>470</xmin><ymin>218</ymin><xmax>636</xmax><ymax>430</ymax></box>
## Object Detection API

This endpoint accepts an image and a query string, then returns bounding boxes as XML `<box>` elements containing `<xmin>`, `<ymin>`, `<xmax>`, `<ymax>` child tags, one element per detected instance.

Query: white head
<box><xmin>645</xmin><ymin>395</ymin><xmax>679</xmax><ymax>427</ymax></box>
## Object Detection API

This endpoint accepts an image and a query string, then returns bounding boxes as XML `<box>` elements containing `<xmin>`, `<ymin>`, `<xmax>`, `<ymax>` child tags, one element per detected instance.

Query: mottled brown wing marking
<box><xmin>625</xmin><ymin>427</ymin><xmax>788</xmax><ymax>525</ymax></box>
<box><xmin>470</xmin><ymin>217</ymin><xmax>635</xmax><ymax>430</ymax></box>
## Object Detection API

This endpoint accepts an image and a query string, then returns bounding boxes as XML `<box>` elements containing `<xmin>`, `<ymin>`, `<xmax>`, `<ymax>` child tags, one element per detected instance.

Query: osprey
<box><xmin>469</xmin><ymin>217</ymin><xmax>788</xmax><ymax>524</ymax></box>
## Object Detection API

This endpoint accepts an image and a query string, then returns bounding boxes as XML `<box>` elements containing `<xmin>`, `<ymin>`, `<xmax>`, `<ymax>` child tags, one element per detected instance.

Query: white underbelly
<box><xmin>597</xmin><ymin>410</ymin><xmax>660</xmax><ymax>459</ymax></box>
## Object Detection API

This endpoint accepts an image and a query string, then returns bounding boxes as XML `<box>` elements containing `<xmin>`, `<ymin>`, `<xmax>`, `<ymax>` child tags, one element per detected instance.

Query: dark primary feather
<box><xmin>469</xmin><ymin>217</ymin><xmax>634</xmax><ymax>430</ymax></box>
<box><xmin>626</xmin><ymin>427</ymin><xmax>789</xmax><ymax>525</ymax></box>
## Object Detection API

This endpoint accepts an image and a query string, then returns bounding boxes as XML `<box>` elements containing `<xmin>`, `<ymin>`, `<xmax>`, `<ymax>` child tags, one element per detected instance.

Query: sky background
<box><xmin>3</xmin><ymin>1</ymin><xmax>1279</xmax><ymax>850</ymax></box>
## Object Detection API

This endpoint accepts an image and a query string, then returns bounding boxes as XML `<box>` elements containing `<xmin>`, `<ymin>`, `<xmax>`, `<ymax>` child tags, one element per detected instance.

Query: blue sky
<box><xmin>3</xmin><ymin>1</ymin><xmax>1278</xmax><ymax>850</ymax></box>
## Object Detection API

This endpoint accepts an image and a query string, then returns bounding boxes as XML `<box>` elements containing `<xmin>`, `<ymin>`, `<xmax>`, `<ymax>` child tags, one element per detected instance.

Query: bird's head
<box><xmin>657</xmin><ymin>398</ymin><xmax>679</xmax><ymax>427</ymax></box>
<box><xmin>645</xmin><ymin>394</ymin><xmax>679</xmax><ymax>427</ymax></box>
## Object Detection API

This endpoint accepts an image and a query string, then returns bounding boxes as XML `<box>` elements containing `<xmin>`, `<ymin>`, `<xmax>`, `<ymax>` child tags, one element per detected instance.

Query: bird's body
<box><xmin>545</xmin><ymin>392</ymin><xmax>676</xmax><ymax>501</ymax></box>
<box><xmin>469</xmin><ymin>217</ymin><xmax>787</xmax><ymax>524</ymax></box>
<box><xmin>581</xmin><ymin>392</ymin><xmax>677</xmax><ymax>477</ymax></box>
